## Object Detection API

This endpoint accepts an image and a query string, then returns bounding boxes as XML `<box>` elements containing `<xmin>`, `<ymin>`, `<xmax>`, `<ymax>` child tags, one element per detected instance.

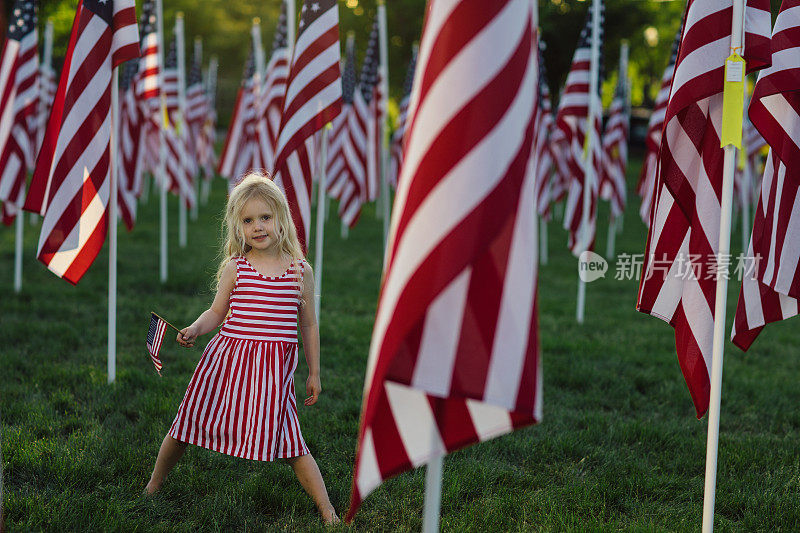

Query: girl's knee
<box><xmin>166</xmin><ymin>435</ymin><xmax>188</xmax><ymax>448</ymax></box>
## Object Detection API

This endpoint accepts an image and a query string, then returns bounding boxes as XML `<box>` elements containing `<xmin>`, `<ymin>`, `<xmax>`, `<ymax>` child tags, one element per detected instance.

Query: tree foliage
<box><xmin>7</xmin><ymin>1</ymin><xmax>782</xmax><ymax>124</ymax></box>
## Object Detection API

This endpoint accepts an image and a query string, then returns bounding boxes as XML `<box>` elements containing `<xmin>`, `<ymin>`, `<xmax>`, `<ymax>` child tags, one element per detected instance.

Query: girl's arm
<box><xmin>298</xmin><ymin>261</ymin><xmax>321</xmax><ymax>405</ymax></box>
<box><xmin>177</xmin><ymin>260</ymin><xmax>236</xmax><ymax>347</ymax></box>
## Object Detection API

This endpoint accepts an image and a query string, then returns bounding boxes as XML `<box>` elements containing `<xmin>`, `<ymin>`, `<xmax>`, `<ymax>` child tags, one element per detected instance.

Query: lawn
<box><xmin>2</xmin><ymin>151</ymin><xmax>800</xmax><ymax>531</ymax></box>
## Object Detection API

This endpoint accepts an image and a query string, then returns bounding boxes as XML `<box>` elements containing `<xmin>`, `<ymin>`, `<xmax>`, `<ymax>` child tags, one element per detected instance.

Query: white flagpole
<box><xmin>109</xmin><ymin>67</ymin><xmax>120</xmax><ymax>384</ymax></box>
<box><xmin>703</xmin><ymin>1</ymin><xmax>745</xmax><ymax>531</ymax></box>
<box><xmin>422</xmin><ymin>452</ymin><xmax>443</xmax><ymax>533</ymax></box>
<box><xmin>314</xmin><ymin>127</ymin><xmax>328</xmax><ymax>320</ymax></box>
<box><xmin>286</xmin><ymin>0</ymin><xmax>296</xmax><ymax>56</ymax></box>
<box><xmin>14</xmin><ymin>207</ymin><xmax>23</xmax><ymax>293</ymax></box>
<box><xmin>156</xmin><ymin>0</ymin><xmax>168</xmax><ymax>283</ymax></box>
<box><xmin>192</xmin><ymin>37</ymin><xmax>203</xmax><ymax>218</ymax></box>
<box><xmin>377</xmin><ymin>0</ymin><xmax>390</xmax><ymax>253</ymax></box>
<box><xmin>176</xmin><ymin>14</ymin><xmax>188</xmax><ymax>248</ymax></box>
<box><xmin>539</xmin><ymin>216</ymin><xmax>548</xmax><ymax>265</ymax></box>
<box><xmin>577</xmin><ymin>0</ymin><xmax>601</xmax><ymax>324</ymax></box>
<box><xmin>741</xmin><ymin>159</ymin><xmax>750</xmax><ymax>250</ymax></box>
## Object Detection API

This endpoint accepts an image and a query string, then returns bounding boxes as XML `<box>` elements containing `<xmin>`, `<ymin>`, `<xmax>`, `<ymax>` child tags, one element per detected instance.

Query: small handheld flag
<box><xmin>146</xmin><ymin>312</ymin><xmax>179</xmax><ymax>375</ymax></box>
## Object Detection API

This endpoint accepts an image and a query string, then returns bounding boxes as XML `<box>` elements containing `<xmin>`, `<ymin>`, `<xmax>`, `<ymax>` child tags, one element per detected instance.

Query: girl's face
<box><xmin>240</xmin><ymin>197</ymin><xmax>278</xmax><ymax>252</ymax></box>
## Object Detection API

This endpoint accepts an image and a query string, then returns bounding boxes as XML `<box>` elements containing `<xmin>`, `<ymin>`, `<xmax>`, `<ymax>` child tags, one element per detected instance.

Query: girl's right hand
<box><xmin>177</xmin><ymin>326</ymin><xmax>197</xmax><ymax>348</ymax></box>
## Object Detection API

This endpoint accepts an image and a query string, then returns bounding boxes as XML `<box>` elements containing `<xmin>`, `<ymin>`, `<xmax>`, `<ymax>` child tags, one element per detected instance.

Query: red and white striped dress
<box><xmin>169</xmin><ymin>256</ymin><xmax>309</xmax><ymax>461</ymax></box>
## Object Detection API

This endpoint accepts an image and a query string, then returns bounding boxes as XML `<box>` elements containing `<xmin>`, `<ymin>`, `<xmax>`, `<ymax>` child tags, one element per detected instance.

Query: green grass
<box><xmin>2</xmin><ymin>151</ymin><xmax>800</xmax><ymax>531</ymax></box>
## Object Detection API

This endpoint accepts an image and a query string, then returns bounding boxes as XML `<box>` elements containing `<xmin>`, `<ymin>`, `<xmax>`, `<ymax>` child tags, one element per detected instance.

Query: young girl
<box><xmin>145</xmin><ymin>174</ymin><xmax>339</xmax><ymax>525</ymax></box>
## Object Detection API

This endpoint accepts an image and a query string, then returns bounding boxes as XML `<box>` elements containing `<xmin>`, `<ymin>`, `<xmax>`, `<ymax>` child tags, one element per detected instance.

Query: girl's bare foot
<box><xmin>321</xmin><ymin>505</ymin><xmax>340</xmax><ymax>525</ymax></box>
<box><xmin>143</xmin><ymin>480</ymin><xmax>161</xmax><ymax>495</ymax></box>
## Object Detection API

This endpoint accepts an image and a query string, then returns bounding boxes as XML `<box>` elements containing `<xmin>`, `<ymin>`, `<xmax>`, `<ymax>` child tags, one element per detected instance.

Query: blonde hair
<box><xmin>216</xmin><ymin>173</ymin><xmax>305</xmax><ymax>288</ymax></box>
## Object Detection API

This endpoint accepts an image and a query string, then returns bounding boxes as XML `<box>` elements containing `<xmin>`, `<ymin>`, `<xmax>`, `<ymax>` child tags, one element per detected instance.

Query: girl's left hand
<box><xmin>305</xmin><ymin>375</ymin><xmax>321</xmax><ymax>406</ymax></box>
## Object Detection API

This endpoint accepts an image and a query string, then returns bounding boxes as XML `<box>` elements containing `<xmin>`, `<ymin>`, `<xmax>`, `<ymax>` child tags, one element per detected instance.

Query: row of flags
<box><xmin>8</xmin><ymin>0</ymin><xmax>800</xmax><ymax>524</ymax></box>
<box><xmin>218</xmin><ymin>7</ymin><xmax>419</xmax><ymax>241</ymax></box>
<box><xmin>636</xmin><ymin>0</ymin><xmax>800</xmax><ymax>423</ymax></box>
<box><xmin>0</xmin><ymin>0</ymin><xmax>40</xmax><ymax>225</ymax></box>
<box><xmin>0</xmin><ymin>0</ymin><xmax>633</xmax><ymax>522</ymax></box>
<box><xmin>0</xmin><ymin>0</ymin><xmax>219</xmax><ymax>284</ymax></box>
<box><xmin>531</xmin><ymin>4</ymin><xmax>630</xmax><ymax>258</ymax></box>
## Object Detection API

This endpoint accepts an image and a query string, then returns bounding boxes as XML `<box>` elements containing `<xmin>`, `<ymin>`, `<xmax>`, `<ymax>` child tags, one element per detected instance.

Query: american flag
<box><xmin>163</xmin><ymin>38</ymin><xmax>195</xmax><ymax>209</ymax></box>
<box><xmin>272</xmin><ymin>0</ymin><xmax>342</xmax><ymax>252</ymax></box>
<box><xmin>326</xmin><ymin>34</ymin><xmax>366</xmax><ymax>228</ymax></box>
<box><xmin>0</xmin><ymin>0</ymin><xmax>38</xmax><ymax>225</ymax></box>
<box><xmin>21</xmin><ymin>0</ymin><xmax>139</xmax><ymax>284</ymax></box>
<box><xmin>347</xmin><ymin>0</ymin><xmax>541</xmax><ymax>520</ymax></box>
<box><xmin>146</xmin><ymin>312</ymin><xmax>168</xmax><ymax>375</ymax></box>
<box><xmin>255</xmin><ymin>3</ymin><xmax>289</xmax><ymax>173</ymax></box>
<box><xmin>555</xmin><ymin>6</ymin><xmax>604</xmax><ymax>255</ymax></box>
<box><xmin>637</xmin><ymin>26</ymin><xmax>681</xmax><ymax>228</ymax></box>
<box><xmin>185</xmin><ymin>49</ymin><xmax>209</xmax><ymax>180</ymax></box>
<box><xmin>135</xmin><ymin>0</ymin><xmax>160</xmax><ymax>178</ymax></box>
<box><xmin>636</xmin><ymin>0</ymin><xmax>771</xmax><ymax>418</ymax></box>
<box><xmin>118</xmin><ymin>58</ymin><xmax>141</xmax><ymax>230</ymax></box>
<box><xmin>600</xmin><ymin>84</ymin><xmax>628</xmax><ymax>221</ymax></box>
<box><xmin>356</xmin><ymin>15</ymin><xmax>384</xmax><ymax>203</ymax></box>
<box><xmin>218</xmin><ymin>47</ymin><xmax>261</xmax><ymax>185</ymax></box>
<box><xmin>197</xmin><ymin>74</ymin><xmax>217</xmax><ymax>180</ymax></box>
<box><xmin>533</xmin><ymin>41</ymin><xmax>555</xmax><ymax>220</ymax></box>
<box><xmin>735</xmin><ymin>104</ymin><xmax>766</xmax><ymax>210</ymax></box>
<box><xmin>548</xmin><ymin>124</ymin><xmax>571</xmax><ymax>208</ymax></box>
<box><xmin>732</xmin><ymin>1</ymin><xmax>800</xmax><ymax>351</ymax></box>
<box><xmin>35</xmin><ymin>22</ymin><xmax>56</xmax><ymax>161</ymax></box>
<box><xmin>388</xmin><ymin>45</ymin><xmax>417</xmax><ymax>190</ymax></box>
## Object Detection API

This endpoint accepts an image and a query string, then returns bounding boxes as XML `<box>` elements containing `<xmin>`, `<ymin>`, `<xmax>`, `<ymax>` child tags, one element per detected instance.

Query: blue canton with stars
<box><xmin>8</xmin><ymin>0</ymin><xmax>37</xmax><ymax>41</ymax></box>
<box><xmin>84</xmin><ymin>0</ymin><xmax>114</xmax><ymax>26</ymax></box>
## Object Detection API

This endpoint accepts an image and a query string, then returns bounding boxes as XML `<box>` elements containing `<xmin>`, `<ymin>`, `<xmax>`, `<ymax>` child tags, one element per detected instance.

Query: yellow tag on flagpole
<box><xmin>720</xmin><ymin>53</ymin><xmax>745</xmax><ymax>149</ymax></box>
<box><xmin>737</xmin><ymin>142</ymin><xmax>746</xmax><ymax>171</ymax></box>
<box><xmin>162</xmin><ymin>96</ymin><xmax>170</xmax><ymax>130</ymax></box>
<box><xmin>582</xmin><ymin>130</ymin><xmax>591</xmax><ymax>161</ymax></box>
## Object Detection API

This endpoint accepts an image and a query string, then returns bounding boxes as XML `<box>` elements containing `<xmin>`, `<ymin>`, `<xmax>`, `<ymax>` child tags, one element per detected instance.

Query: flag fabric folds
<box><xmin>637</xmin><ymin>27</ymin><xmax>681</xmax><ymax>228</ymax></box>
<box><xmin>135</xmin><ymin>0</ymin><xmax>160</xmax><ymax>178</ymax></box>
<box><xmin>600</xmin><ymin>85</ymin><xmax>628</xmax><ymax>221</ymax></box>
<box><xmin>732</xmin><ymin>0</ymin><xmax>800</xmax><ymax>350</ymax></box>
<box><xmin>163</xmin><ymin>39</ymin><xmax>196</xmax><ymax>209</ymax></box>
<box><xmin>347</xmin><ymin>0</ymin><xmax>541</xmax><ymax>520</ymax></box>
<box><xmin>0</xmin><ymin>0</ymin><xmax>38</xmax><ymax>225</ymax></box>
<box><xmin>22</xmin><ymin>0</ymin><xmax>139</xmax><ymax>284</ymax></box>
<box><xmin>326</xmin><ymin>35</ymin><xmax>366</xmax><ymax>228</ymax></box>
<box><xmin>356</xmin><ymin>16</ymin><xmax>384</xmax><ymax>203</ymax></box>
<box><xmin>118</xmin><ymin>59</ymin><xmax>141</xmax><ymax>230</ymax></box>
<box><xmin>555</xmin><ymin>6</ymin><xmax>604</xmax><ymax>255</ymax></box>
<box><xmin>636</xmin><ymin>0</ymin><xmax>771</xmax><ymax>418</ymax></box>
<box><xmin>388</xmin><ymin>46</ymin><xmax>417</xmax><ymax>191</ymax></box>
<box><xmin>36</xmin><ymin>52</ymin><xmax>57</xmax><ymax>161</ymax></box>
<box><xmin>272</xmin><ymin>0</ymin><xmax>342</xmax><ymax>252</ymax></box>
<box><xmin>146</xmin><ymin>312</ymin><xmax>167</xmax><ymax>375</ymax></box>
<box><xmin>218</xmin><ymin>48</ymin><xmax>260</xmax><ymax>186</ymax></box>
<box><xmin>255</xmin><ymin>3</ymin><xmax>290</xmax><ymax>173</ymax></box>
<box><xmin>185</xmin><ymin>50</ymin><xmax>210</xmax><ymax>180</ymax></box>
<box><xmin>533</xmin><ymin>41</ymin><xmax>555</xmax><ymax>220</ymax></box>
